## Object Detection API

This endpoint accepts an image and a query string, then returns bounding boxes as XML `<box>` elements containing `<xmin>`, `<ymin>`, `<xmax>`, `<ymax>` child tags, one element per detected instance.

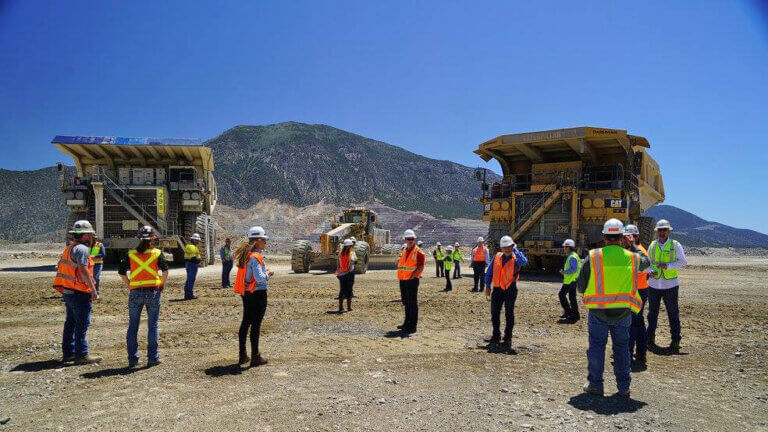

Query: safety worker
<box><xmin>89</xmin><ymin>237</ymin><xmax>106</xmax><ymax>294</ymax></box>
<box><xmin>442</xmin><ymin>245</ymin><xmax>454</xmax><ymax>292</ymax></box>
<box><xmin>233</xmin><ymin>226</ymin><xmax>273</xmax><ymax>367</ymax></box>
<box><xmin>396</xmin><ymin>229</ymin><xmax>425</xmax><ymax>334</ymax></box>
<box><xmin>577</xmin><ymin>218</ymin><xmax>650</xmax><ymax>397</ymax></box>
<box><xmin>483</xmin><ymin>236</ymin><xmax>528</xmax><ymax>346</ymax></box>
<box><xmin>451</xmin><ymin>242</ymin><xmax>463</xmax><ymax>279</ymax></box>
<box><xmin>183</xmin><ymin>233</ymin><xmax>202</xmax><ymax>300</ymax></box>
<box><xmin>646</xmin><ymin>219</ymin><xmax>687</xmax><ymax>352</ymax></box>
<box><xmin>623</xmin><ymin>224</ymin><xmax>650</xmax><ymax>367</ymax></box>
<box><xmin>336</xmin><ymin>239</ymin><xmax>357</xmax><ymax>312</ymax></box>
<box><xmin>471</xmin><ymin>237</ymin><xmax>490</xmax><ymax>292</ymax></box>
<box><xmin>118</xmin><ymin>226</ymin><xmax>169</xmax><ymax>367</ymax></box>
<box><xmin>433</xmin><ymin>242</ymin><xmax>445</xmax><ymax>278</ymax></box>
<box><xmin>53</xmin><ymin>220</ymin><xmax>101</xmax><ymax>364</ymax></box>
<box><xmin>348</xmin><ymin>237</ymin><xmax>358</xmax><ymax>297</ymax></box>
<box><xmin>557</xmin><ymin>239</ymin><xmax>581</xmax><ymax>323</ymax></box>
<box><xmin>220</xmin><ymin>238</ymin><xmax>234</xmax><ymax>289</ymax></box>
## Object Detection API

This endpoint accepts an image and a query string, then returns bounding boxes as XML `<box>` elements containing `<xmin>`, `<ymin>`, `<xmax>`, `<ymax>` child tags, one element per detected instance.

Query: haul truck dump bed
<box><xmin>474</xmin><ymin>127</ymin><xmax>664</xmax><ymax>271</ymax></box>
<box><xmin>54</xmin><ymin>136</ymin><xmax>217</xmax><ymax>265</ymax></box>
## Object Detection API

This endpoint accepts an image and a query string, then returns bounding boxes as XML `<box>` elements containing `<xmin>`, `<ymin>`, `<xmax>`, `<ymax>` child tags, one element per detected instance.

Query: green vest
<box><xmin>563</xmin><ymin>251</ymin><xmax>581</xmax><ymax>284</ymax></box>
<box><xmin>584</xmin><ymin>245</ymin><xmax>642</xmax><ymax>313</ymax></box>
<box><xmin>451</xmin><ymin>250</ymin><xmax>462</xmax><ymax>261</ymax></box>
<box><xmin>649</xmin><ymin>240</ymin><xmax>679</xmax><ymax>280</ymax></box>
<box><xmin>435</xmin><ymin>249</ymin><xmax>444</xmax><ymax>260</ymax></box>
<box><xmin>443</xmin><ymin>256</ymin><xmax>453</xmax><ymax>271</ymax></box>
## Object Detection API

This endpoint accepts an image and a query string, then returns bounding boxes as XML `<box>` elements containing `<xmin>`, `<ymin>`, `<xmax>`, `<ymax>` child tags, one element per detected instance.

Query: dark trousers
<box><xmin>400</xmin><ymin>279</ymin><xmax>420</xmax><ymax>330</ymax></box>
<box><xmin>472</xmin><ymin>261</ymin><xmax>487</xmax><ymax>291</ymax></box>
<box><xmin>558</xmin><ymin>282</ymin><xmax>580</xmax><ymax>319</ymax></box>
<box><xmin>435</xmin><ymin>260</ymin><xmax>444</xmax><ymax>277</ymax></box>
<box><xmin>184</xmin><ymin>259</ymin><xmax>199</xmax><ymax>298</ymax></box>
<box><xmin>239</xmin><ymin>290</ymin><xmax>267</xmax><ymax>356</ymax></box>
<box><xmin>453</xmin><ymin>261</ymin><xmax>461</xmax><ymax>278</ymax></box>
<box><xmin>629</xmin><ymin>289</ymin><xmax>648</xmax><ymax>358</ymax></box>
<box><xmin>491</xmin><ymin>284</ymin><xmax>518</xmax><ymax>341</ymax></box>
<box><xmin>444</xmin><ymin>270</ymin><xmax>453</xmax><ymax>291</ymax></box>
<box><xmin>222</xmin><ymin>260</ymin><xmax>233</xmax><ymax>288</ymax></box>
<box><xmin>338</xmin><ymin>273</ymin><xmax>354</xmax><ymax>299</ymax></box>
<box><xmin>646</xmin><ymin>286</ymin><xmax>681</xmax><ymax>342</ymax></box>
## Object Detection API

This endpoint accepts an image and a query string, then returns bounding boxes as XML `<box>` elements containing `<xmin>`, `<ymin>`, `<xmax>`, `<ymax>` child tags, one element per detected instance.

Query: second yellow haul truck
<box><xmin>474</xmin><ymin>127</ymin><xmax>664</xmax><ymax>271</ymax></box>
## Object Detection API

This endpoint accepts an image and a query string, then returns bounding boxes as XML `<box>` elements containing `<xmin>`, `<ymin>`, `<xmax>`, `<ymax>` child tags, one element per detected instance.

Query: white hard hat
<box><xmin>655</xmin><ymin>219</ymin><xmax>673</xmax><ymax>231</ymax></box>
<box><xmin>562</xmin><ymin>239</ymin><xmax>576</xmax><ymax>248</ymax></box>
<box><xmin>499</xmin><ymin>236</ymin><xmax>515</xmax><ymax>248</ymax></box>
<box><xmin>417</xmin><ymin>240</ymin><xmax>423</xmax><ymax>246</ymax></box>
<box><xmin>602</xmin><ymin>218</ymin><xmax>625</xmax><ymax>235</ymax></box>
<box><xmin>349</xmin><ymin>236</ymin><xmax>357</xmax><ymax>243</ymax></box>
<box><xmin>477</xmin><ymin>236</ymin><xmax>484</xmax><ymax>243</ymax></box>
<box><xmin>69</xmin><ymin>220</ymin><xmax>96</xmax><ymax>234</ymax></box>
<box><xmin>403</xmin><ymin>229</ymin><xmax>416</xmax><ymax>239</ymax></box>
<box><xmin>624</xmin><ymin>224</ymin><xmax>640</xmax><ymax>235</ymax></box>
<box><xmin>342</xmin><ymin>239</ymin><xmax>354</xmax><ymax>247</ymax></box>
<box><xmin>247</xmin><ymin>226</ymin><xmax>268</xmax><ymax>239</ymax></box>
<box><xmin>137</xmin><ymin>225</ymin><xmax>154</xmax><ymax>240</ymax></box>
<box><xmin>446</xmin><ymin>245</ymin><xmax>454</xmax><ymax>251</ymax></box>
<box><xmin>454</xmin><ymin>242</ymin><xmax>459</xmax><ymax>246</ymax></box>
<box><xmin>436</xmin><ymin>242</ymin><xmax>442</xmax><ymax>246</ymax></box>
<box><xmin>190</xmin><ymin>233</ymin><xmax>202</xmax><ymax>241</ymax></box>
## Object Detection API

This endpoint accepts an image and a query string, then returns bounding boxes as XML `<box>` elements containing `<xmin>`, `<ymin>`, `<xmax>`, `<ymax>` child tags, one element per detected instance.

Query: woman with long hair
<box><xmin>232</xmin><ymin>226</ymin><xmax>273</xmax><ymax>367</ymax></box>
<box><xmin>335</xmin><ymin>239</ymin><xmax>357</xmax><ymax>313</ymax></box>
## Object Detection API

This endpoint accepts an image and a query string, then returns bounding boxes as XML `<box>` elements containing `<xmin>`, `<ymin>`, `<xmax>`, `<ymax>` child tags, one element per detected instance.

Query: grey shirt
<box><xmin>71</xmin><ymin>243</ymin><xmax>91</xmax><ymax>266</ymax></box>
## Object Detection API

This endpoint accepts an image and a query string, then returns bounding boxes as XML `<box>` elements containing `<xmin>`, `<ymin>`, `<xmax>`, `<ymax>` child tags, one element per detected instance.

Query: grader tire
<box><xmin>291</xmin><ymin>240</ymin><xmax>312</xmax><ymax>273</ymax></box>
<box><xmin>354</xmin><ymin>241</ymin><xmax>370</xmax><ymax>274</ymax></box>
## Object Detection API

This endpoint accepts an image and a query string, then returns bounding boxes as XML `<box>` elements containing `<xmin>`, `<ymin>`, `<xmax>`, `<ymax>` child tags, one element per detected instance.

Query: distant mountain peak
<box><xmin>644</xmin><ymin>204</ymin><xmax>768</xmax><ymax>247</ymax></box>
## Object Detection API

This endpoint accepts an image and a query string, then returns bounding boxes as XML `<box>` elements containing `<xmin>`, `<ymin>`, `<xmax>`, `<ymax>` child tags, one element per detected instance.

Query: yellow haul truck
<box><xmin>474</xmin><ymin>127</ymin><xmax>664</xmax><ymax>271</ymax></box>
<box><xmin>54</xmin><ymin>136</ymin><xmax>217</xmax><ymax>266</ymax></box>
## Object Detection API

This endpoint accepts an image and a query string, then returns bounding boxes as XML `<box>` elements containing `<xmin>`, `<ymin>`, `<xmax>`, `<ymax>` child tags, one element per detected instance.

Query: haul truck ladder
<box><xmin>511</xmin><ymin>188</ymin><xmax>564</xmax><ymax>240</ymax></box>
<box><xmin>93</xmin><ymin>167</ymin><xmax>168</xmax><ymax>234</ymax></box>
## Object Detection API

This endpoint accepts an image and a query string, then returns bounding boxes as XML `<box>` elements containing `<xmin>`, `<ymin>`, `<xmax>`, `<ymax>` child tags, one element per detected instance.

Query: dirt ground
<box><xmin>0</xmin><ymin>248</ymin><xmax>766</xmax><ymax>431</ymax></box>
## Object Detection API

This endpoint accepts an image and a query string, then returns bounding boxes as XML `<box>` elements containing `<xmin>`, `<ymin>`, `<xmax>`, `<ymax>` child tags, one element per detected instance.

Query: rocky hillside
<box><xmin>644</xmin><ymin>205</ymin><xmax>768</xmax><ymax>248</ymax></box>
<box><xmin>207</xmin><ymin>122</ymin><xmax>496</xmax><ymax>219</ymax></box>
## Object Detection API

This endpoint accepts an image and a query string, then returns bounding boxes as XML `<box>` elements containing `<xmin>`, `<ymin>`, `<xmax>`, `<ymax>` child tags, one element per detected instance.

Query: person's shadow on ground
<box><xmin>568</xmin><ymin>393</ymin><xmax>647</xmax><ymax>415</ymax></box>
<box><xmin>81</xmin><ymin>365</ymin><xmax>149</xmax><ymax>379</ymax></box>
<box><xmin>10</xmin><ymin>360</ymin><xmax>70</xmax><ymax>372</ymax></box>
<box><xmin>482</xmin><ymin>343</ymin><xmax>518</xmax><ymax>355</ymax></box>
<box><xmin>649</xmin><ymin>345</ymin><xmax>689</xmax><ymax>357</ymax></box>
<box><xmin>204</xmin><ymin>363</ymin><xmax>243</xmax><ymax>377</ymax></box>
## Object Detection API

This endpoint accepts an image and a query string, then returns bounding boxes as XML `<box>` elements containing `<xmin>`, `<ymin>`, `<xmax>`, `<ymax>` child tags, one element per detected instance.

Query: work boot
<box><xmin>483</xmin><ymin>336</ymin><xmax>500</xmax><ymax>344</ymax></box>
<box><xmin>583</xmin><ymin>382</ymin><xmax>603</xmax><ymax>396</ymax></box>
<box><xmin>74</xmin><ymin>354</ymin><xmax>102</xmax><ymax>365</ymax></box>
<box><xmin>670</xmin><ymin>340</ymin><xmax>681</xmax><ymax>351</ymax></box>
<box><xmin>648</xmin><ymin>334</ymin><xmax>656</xmax><ymax>347</ymax></box>
<box><xmin>147</xmin><ymin>359</ymin><xmax>162</xmax><ymax>367</ymax></box>
<box><xmin>617</xmin><ymin>388</ymin><xmax>631</xmax><ymax>397</ymax></box>
<box><xmin>61</xmin><ymin>354</ymin><xmax>75</xmax><ymax>363</ymax></box>
<box><xmin>250</xmin><ymin>354</ymin><xmax>268</xmax><ymax>367</ymax></box>
<box><xmin>559</xmin><ymin>313</ymin><xmax>569</xmax><ymax>319</ymax></box>
<box><xmin>239</xmin><ymin>352</ymin><xmax>250</xmax><ymax>365</ymax></box>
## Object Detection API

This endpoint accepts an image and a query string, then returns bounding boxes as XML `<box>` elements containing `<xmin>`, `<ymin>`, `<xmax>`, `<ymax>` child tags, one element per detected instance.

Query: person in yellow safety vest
<box><xmin>577</xmin><ymin>218</ymin><xmax>650</xmax><ymax>397</ymax></box>
<box><xmin>441</xmin><ymin>245</ymin><xmax>454</xmax><ymax>292</ymax></box>
<box><xmin>451</xmin><ymin>242</ymin><xmax>463</xmax><ymax>279</ymax></box>
<box><xmin>335</xmin><ymin>239</ymin><xmax>358</xmax><ymax>313</ymax></box>
<box><xmin>220</xmin><ymin>238</ymin><xmax>234</xmax><ymax>289</ymax></box>
<box><xmin>623</xmin><ymin>224</ymin><xmax>650</xmax><ymax>368</ymax></box>
<box><xmin>183</xmin><ymin>233</ymin><xmax>203</xmax><ymax>300</ymax></box>
<box><xmin>646</xmin><ymin>219</ymin><xmax>687</xmax><ymax>352</ymax></box>
<box><xmin>432</xmin><ymin>242</ymin><xmax>445</xmax><ymax>278</ymax></box>
<box><xmin>118</xmin><ymin>226</ymin><xmax>169</xmax><ymax>367</ymax></box>
<box><xmin>471</xmin><ymin>237</ymin><xmax>490</xmax><ymax>292</ymax></box>
<box><xmin>89</xmin><ymin>239</ymin><xmax>106</xmax><ymax>294</ymax></box>
<box><xmin>557</xmin><ymin>239</ymin><xmax>581</xmax><ymax>323</ymax></box>
<box><xmin>396</xmin><ymin>229</ymin><xmax>425</xmax><ymax>334</ymax></box>
<box><xmin>53</xmin><ymin>220</ymin><xmax>101</xmax><ymax>365</ymax></box>
<box><xmin>483</xmin><ymin>236</ymin><xmax>528</xmax><ymax>347</ymax></box>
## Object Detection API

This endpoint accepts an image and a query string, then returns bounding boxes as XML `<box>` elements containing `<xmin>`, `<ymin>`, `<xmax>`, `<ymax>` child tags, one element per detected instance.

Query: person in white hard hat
<box><xmin>53</xmin><ymin>220</ymin><xmax>101</xmax><ymax>365</ymax></box>
<box><xmin>471</xmin><ymin>237</ymin><xmax>490</xmax><ymax>292</ymax></box>
<box><xmin>483</xmin><ymin>235</ymin><xmax>528</xmax><ymax>348</ymax></box>
<box><xmin>335</xmin><ymin>239</ymin><xmax>357</xmax><ymax>313</ymax></box>
<box><xmin>183</xmin><ymin>233</ymin><xmax>203</xmax><ymax>300</ymax></box>
<box><xmin>576</xmin><ymin>218</ymin><xmax>650</xmax><ymax>397</ymax></box>
<box><xmin>623</xmin><ymin>224</ymin><xmax>650</xmax><ymax>368</ymax></box>
<box><xmin>646</xmin><ymin>219</ymin><xmax>687</xmax><ymax>352</ymax></box>
<box><xmin>396</xmin><ymin>229</ymin><xmax>425</xmax><ymax>334</ymax></box>
<box><xmin>441</xmin><ymin>245</ymin><xmax>455</xmax><ymax>292</ymax></box>
<box><xmin>232</xmin><ymin>226</ymin><xmax>273</xmax><ymax>367</ymax></box>
<box><xmin>557</xmin><ymin>239</ymin><xmax>581</xmax><ymax>323</ymax></box>
<box><xmin>432</xmin><ymin>242</ymin><xmax>445</xmax><ymax>278</ymax></box>
<box><xmin>451</xmin><ymin>242</ymin><xmax>463</xmax><ymax>279</ymax></box>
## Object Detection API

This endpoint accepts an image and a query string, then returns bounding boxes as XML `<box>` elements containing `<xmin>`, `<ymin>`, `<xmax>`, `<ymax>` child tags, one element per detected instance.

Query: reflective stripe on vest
<box><xmin>491</xmin><ymin>252</ymin><xmax>516</xmax><ymax>290</ymax></box>
<box><xmin>90</xmin><ymin>242</ymin><xmax>103</xmax><ymax>264</ymax></box>
<box><xmin>397</xmin><ymin>247</ymin><xmax>423</xmax><ymax>280</ymax></box>
<box><xmin>584</xmin><ymin>246</ymin><xmax>642</xmax><ymax>313</ymax></box>
<box><xmin>128</xmin><ymin>248</ymin><xmax>163</xmax><ymax>288</ymax></box>
<box><xmin>563</xmin><ymin>251</ymin><xmax>581</xmax><ymax>285</ymax></box>
<box><xmin>233</xmin><ymin>252</ymin><xmax>264</xmax><ymax>295</ymax></box>
<box><xmin>53</xmin><ymin>244</ymin><xmax>94</xmax><ymax>294</ymax></box>
<box><xmin>472</xmin><ymin>246</ymin><xmax>487</xmax><ymax>262</ymax></box>
<box><xmin>649</xmin><ymin>240</ymin><xmax>679</xmax><ymax>280</ymax></box>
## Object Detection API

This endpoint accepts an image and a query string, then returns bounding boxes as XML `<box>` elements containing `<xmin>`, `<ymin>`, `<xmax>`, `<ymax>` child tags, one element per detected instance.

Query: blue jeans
<box><xmin>222</xmin><ymin>260</ymin><xmax>233</xmax><ymax>288</ymax></box>
<box><xmin>587</xmin><ymin>311</ymin><xmax>632</xmax><ymax>393</ymax></box>
<box><xmin>184</xmin><ymin>260</ymin><xmax>199</xmax><ymax>298</ymax></box>
<box><xmin>93</xmin><ymin>265</ymin><xmax>103</xmax><ymax>294</ymax></box>
<box><xmin>646</xmin><ymin>286</ymin><xmax>681</xmax><ymax>342</ymax></box>
<box><xmin>62</xmin><ymin>291</ymin><xmax>92</xmax><ymax>357</ymax></box>
<box><xmin>127</xmin><ymin>289</ymin><xmax>161</xmax><ymax>363</ymax></box>
<box><xmin>629</xmin><ymin>289</ymin><xmax>648</xmax><ymax>359</ymax></box>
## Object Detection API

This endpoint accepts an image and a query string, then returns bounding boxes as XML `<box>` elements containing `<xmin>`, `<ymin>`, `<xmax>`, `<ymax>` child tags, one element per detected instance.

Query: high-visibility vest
<box><xmin>583</xmin><ymin>245</ymin><xmax>642</xmax><ymax>313</ymax></box>
<box><xmin>451</xmin><ymin>250</ymin><xmax>462</xmax><ymax>261</ymax></box>
<box><xmin>184</xmin><ymin>244</ymin><xmax>201</xmax><ymax>260</ymax></box>
<box><xmin>128</xmin><ymin>248</ymin><xmax>163</xmax><ymax>289</ymax></box>
<box><xmin>491</xmin><ymin>252</ymin><xmax>517</xmax><ymax>290</ymax></box>
<box><xmin>336</xmin><ymin>250</ymin><xmax>357</xmax><ymax>275</ymax></box>
<box><xmin>222</xmin><ymin>247</ymin><xmax>232</xmax><ymax>262</ymax></box>
<box><xmin>90</xmin><ymin>242</ymin><xmax>103</xmax><ymax>265</ymax></box>
<box><xmin>636</xmin><ymin>244</ymin><xmax>649</xmax><ymax>289</ymax></box>
<box><xmin>563</xmin><ymin>251</ymin><xmax>581</xmax><ymax>285</ymax></box>
<box><xmin>443</xmin><ymin>256</ymin><xmax>453</xmax><ymax>271</ymax></box>
<box><xmin>649</xmin><ymin>240</ymin><xmax>679</xmax><ymax>280</ymax></box>
<box><xmin>397</xmin><ymin>247</ymin><xmax>424</xmax><ymax>280</ymax></box>
<box><xmin>472</xmin><ymin>246</ymin><xmax>488</xmax><ymax>262</ymax></box>
<box><xmin>53</xmin><ymin>243</ymin><xmax>94</xmax><ymax>294</ymax></box>
<box><xmin>434</xmin><ymin>249</ymin><xmax>444</xmax><ymax>261</ymax></box>
<box><xmin>233</xmin><ymin>252</ymin><xmax>265</xmax><ymax>295</ymax></box>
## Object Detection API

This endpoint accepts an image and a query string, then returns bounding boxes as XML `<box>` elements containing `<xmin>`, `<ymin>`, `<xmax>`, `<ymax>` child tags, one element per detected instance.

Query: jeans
<box><xmin>587</xmin><ymin>311</ymin><xmax>632</xmax><ymax>393</ymax></box>
<box><xmin>93</xmin><ymin>265</ymin><xmax>103</xmax><ymax>294</ymax></box>
<box><xmin>127</xmin><ymin>289</ymin><xmax>162</xmax><ymax>364</ymax></box>
<box><xmin>184</xmin><ymin>260</ymin><xmax>199</xmax><ymax>298</ymax></box>
<box><xmin>646</xmin><ymin>286</ymin><xmax>681</xmax><ymax>342</ymax></box>
<box><xmin>400</xmin><ymin>279</ymin><xmax>420</xmax><ymax>330</ymax></box>
<box><xmin>629</xmin><ymin>289</ymin><xmax>648</xmax><ymax>358</ymax></box>
<box><xmin>558</xmin><ymin>282</ymin><xmax>580</xmax><ymax>319</ymax></box>
<box><xmin>62</xmin><ymin>291</ymin><xmax>92</xmax><ymax>357</ymax></box>
<box><xmin>435</xmin><ymin>260</ymin><xmax>444</xmax><ymax>277</ymax></box>
<box><xmin>490</xmin><ymin>284</ymin><xmax>518</xmax><ymax>341</ymax></box>
<box><xmin>472</xmin><ymin>261</ymin><xmax>487</xmax><ymax>291</ymax></box>
<box><xmin>239</xmin><ymin>290</ymin><xmax>267</xmax><ymax>356</ymax></box>
<box><xmin>453</xmin><ymin>261</ymin><xmax>461</xmax><ymax>278</ymax></box>
<box><xmin>222</xmin><ymin>260</ymin><xmax>233</xmax><ymax>288</ymax></box>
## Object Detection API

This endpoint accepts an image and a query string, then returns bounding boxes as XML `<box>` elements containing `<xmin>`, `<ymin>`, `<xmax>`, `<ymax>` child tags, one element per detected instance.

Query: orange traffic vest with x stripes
<box><xmin>128</xmin><ymin>248</ymin><xmax>163</xmax><ymax>289</ymax></box>
<box><xmin>636</xmin><ymin>244</ymin><xmax>649</xmax><ymax>290</ymax></box>
<box><xmin>472</xmin><ymin>245</ymin><xmax>488</xmax><ymax>262</ymax></box>
<box><xmin>397</xmin><ymin>247</ymin><xmax>425</xmax><ymax>280</ymax></box>
<box><xmin>233</xmin><ymin>252</ymin><xmax>265</xmax><ymax>295</ymax></box>
<box><xmin>584</xmin><ymin>245</ymin><xmax>642</xmax><ymax>313</ymax></box>
<box><xmin>491</xmin><ymin>252</ymin><xmax>517</xmax><ymax>290</ymax></box>
<box><xmin>53</xmin><ymin>243</ymin><xmax>94</xmax><ymax>294</ymax></box>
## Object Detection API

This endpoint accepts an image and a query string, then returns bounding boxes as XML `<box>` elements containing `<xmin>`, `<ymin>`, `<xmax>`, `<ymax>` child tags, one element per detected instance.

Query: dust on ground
<box><xmin>0</xmin><ymin>247</ymin><xmax>766</xmax><ymax>431</ymax></box>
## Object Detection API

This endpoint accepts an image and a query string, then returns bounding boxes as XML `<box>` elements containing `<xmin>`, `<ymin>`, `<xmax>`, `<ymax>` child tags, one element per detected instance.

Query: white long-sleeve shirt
<box><xmin>648</xmin><ymin>239</ymin><xmax>687</xmax><ymax>290</ymax></box>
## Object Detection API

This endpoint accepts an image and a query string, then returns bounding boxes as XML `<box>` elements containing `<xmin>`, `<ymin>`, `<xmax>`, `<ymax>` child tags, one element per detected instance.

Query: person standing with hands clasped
<box><xmin>433</xmin><ymin>242</ymin><xmax>445</xmax><ymax>278</ymax></box>
<box><xmin>336</xmin><ymin>239</ymin><xmax>357</xmax><ymax>312</ymax></box>
<box><xmin>183</xmin><ymin>233</ymin><xmax>203</xmax><ymax>300</ymax></box>
<box><xmin>646</xmin><ymin>219</ymin><xmax>687</xmax><ymax>351</ymax></box>
<box><xmin>396</xmin><ymin>229</ymin><xmax>425</xmax><ymax>334</ymax></box>
<box><xmin>623</xmin><ymin>224</ymin><xmax>650</xmax><ymax>368</ymax></box>
<box><xmin>483</xmin><ymin>236</ymin><xmax>528</xmax><ymax>347</ymax></box>
<box><xmin>471</xmin><ymin>237</ymin><xmax>490</xmax><ymax>292</ymax></box>
<box><xmin>233</xmin><ymin>226</ymin><xmax>273</xmax><ymax>367</ymax></box>
<box><xmin>441</xmin><ymin>245</ymin><xmax>454</xmax><ymax>292</ymax></box>
<box><xmin>220</xmin><ymin>238</ymin><xmax>234</xmax><ymax>289</ymax></box>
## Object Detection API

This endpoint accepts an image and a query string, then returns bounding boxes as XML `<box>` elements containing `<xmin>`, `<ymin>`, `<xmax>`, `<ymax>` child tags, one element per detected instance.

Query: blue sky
<box><xmin>1</xmin><ymin>1</ymin><xmax>767</xmax><ymax>232</ymax></box>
